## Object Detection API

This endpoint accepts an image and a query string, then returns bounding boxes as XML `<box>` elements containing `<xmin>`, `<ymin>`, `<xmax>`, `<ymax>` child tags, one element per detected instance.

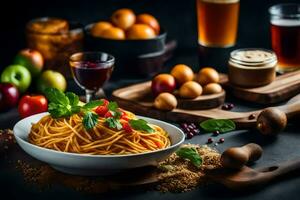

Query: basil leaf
<box><xmin>176</xmin><ymin>147</ymin><xmax>202</xmax><ymax>167</ymax></box>
<box><xmin>200</xmin><ymin>119</ymin><xmax>236</xmax><ymax>133</ymax></box>
<box><xmin>83</xmin><ymin>100</ymin><xmax>104</xmax><ymax>110</ymax></box>
<box><xmin>83</xmin><ymin>111</ymin><xmax>99</xmax><ymax>130</ymax></box>
<box><xmin>45</xmin><ymin>88</ymin><xmax>69</xmax><ymax>106</ymax></box>
<box><xmin>71</xmin><ymin>105</ymin><xmax>81</xmax><ymax>114</ymax></box>
<box><xmin>129</xmin><ymin>119</ymin><xmax>154</xmax><ymax>133</ymax></box>
<box><xmin>108</xmin><ymin>101</ymin><xmax>118</xmax><ymax>111</ymax></box>
<box><xmin>48</xmin><ymin>102</ymin><xmax>71</xmax><ymax>118</ymax></box>
<box><xmin>66</xmin><ymin>92</ymin><xmax>79</xmax><ymax>106</ymax></box>
<box><xmin>105</xmin><ymin>117</ymin><xmax>122</xmax><ymax>130</ymax></box>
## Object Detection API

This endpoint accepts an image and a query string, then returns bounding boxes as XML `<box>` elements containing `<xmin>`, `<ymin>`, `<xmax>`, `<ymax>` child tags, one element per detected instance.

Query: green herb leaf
<box><xmin>47</xmin><ymin>102</ymin><xmax>71</xmax><ymax>118</ymax></box>
<box><xmin>45</xmin><ymin>88</ymin><xmax>69</xmax><ymax>106</ymax></box>
<box><xmin>105</xmin><ymin>117</ymin><xmax>122</xmax><ymax>130</ymax></box>
<box><xmin>71</xmin><ymin>106</ymin><xmax>81</xmax><ymax>114</ymax></box>
<box><xmin>200</xmin><ymin>119</ymin><xmax>236</xmax><ymax>133</ymax></box>
<box><xmin>83</xmin><ymin>100</ymin><xmax>104</xmax><ymax>110</ymax></box>
<box><xmin>107</xmin><ymin>101</ymin><xmax>122</xmax><ymax>119</ymax></box>
<box><xmin>83</xmin><ymin>111</ymin><xmax>99</xmax><ymax>130</ymax></box>
<box><xmin>176</xmin><ymin>147</ymin><xmax>202</xmax><ymax>167</ymax></box>
<box><xmin>108</xmin><ymin>101</ymin><xmax>118</xmax><ymax>111</ymax></box>
<box><xmin>66</xmin><ymin>92</ymin><xmax>79</xmax><ymax>106</ymax></box>
<box><xmin>129</xmin><ymin>119</ymin><xmax>154</xmax><ymax>133</ymax></box>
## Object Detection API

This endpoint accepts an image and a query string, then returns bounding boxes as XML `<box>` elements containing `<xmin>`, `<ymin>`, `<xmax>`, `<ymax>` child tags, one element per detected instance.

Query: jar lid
<box><xmin>230</xmin><ymin>48</ymin><xmax>277</xmax><ymax>67</ymax></box>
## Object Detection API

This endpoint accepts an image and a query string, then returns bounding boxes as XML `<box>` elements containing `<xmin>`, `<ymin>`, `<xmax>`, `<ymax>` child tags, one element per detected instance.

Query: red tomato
<box><xmin>104</xmin><ymin>111</ymin><xmax>113</xmax><ymax>118</ymax></box>
<box><xmin>95</xmin><ymin>105</ymin><xmax>108</xmax><ymax>117</ymax></box>
<box><xmin>122</xmin><ymin>121</ymin><xmax>133</xmax><ymax>133</ymax></box>
<box><xmin>18</xmin><ymin>95</ymin><xmax>48</xmax><ymax>118</ymax></box>
<box><xmin>101</xmin><ymin>99</ymin><xmax>109</xmax><ymax>107</ymax></box>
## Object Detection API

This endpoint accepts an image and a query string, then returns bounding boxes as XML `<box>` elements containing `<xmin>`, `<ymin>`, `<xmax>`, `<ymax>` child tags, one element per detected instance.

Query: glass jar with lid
<box><xmin>228</xmin><ymin>48</ymin><xmax>277</xmax><ymax>88</ymax></box>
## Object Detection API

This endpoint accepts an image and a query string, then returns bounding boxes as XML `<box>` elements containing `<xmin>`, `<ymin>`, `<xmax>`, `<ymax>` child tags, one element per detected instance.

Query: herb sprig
<box><xmin>45</xmin><ymin>88</ymin><xmax>103</xmax><ymax>130</ymax></box>
<box><xmin>45</xmin><ymin>88</ymin><xmax>154</xmax><ymax>133</ymax></box>
<box><xmin>176</xmin><ymin>147</ymin><xmax>202</xmax><ymax>167</ymax></box>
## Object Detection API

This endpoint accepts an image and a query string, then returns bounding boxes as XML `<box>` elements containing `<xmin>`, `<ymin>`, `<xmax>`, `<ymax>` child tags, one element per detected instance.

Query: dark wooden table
<box><xmin>1</xmin><ymin>51</ymin><xmax>300</xmax><ymax>200</ymax></box>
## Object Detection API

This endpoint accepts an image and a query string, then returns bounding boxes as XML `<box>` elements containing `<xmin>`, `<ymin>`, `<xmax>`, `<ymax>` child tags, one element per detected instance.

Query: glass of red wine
<box><xmin>70</xmin><ymin>52</ymin><xmax>114</xmax><ymax>102</ymax></box>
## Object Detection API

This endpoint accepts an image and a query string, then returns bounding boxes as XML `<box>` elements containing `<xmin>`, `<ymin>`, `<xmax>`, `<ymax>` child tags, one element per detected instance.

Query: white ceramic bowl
<box><xmin>13</xmin><ymin>112</ymin><xmax>185</xmax><ymax>176</ymax></box>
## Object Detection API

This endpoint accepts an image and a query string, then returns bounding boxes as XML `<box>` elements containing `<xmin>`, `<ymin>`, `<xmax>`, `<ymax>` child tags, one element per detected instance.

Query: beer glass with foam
<box><xmin>196</xmin><ymin>0</ymin><xmax>240</xmax><ymax>48</ymax></box>
<box><xmin>269</xmin><ymin>4</ymin><xmax>300</xmax><ymax>72</ymax></box>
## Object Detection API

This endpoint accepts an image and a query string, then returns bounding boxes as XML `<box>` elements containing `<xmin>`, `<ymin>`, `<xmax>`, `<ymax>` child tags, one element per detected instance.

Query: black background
<box><xmin>1</xmin><ymin>1</ymin><xmax>300</xmax><ymax>200</ymax></box>
<box><xmin>1</xmin><ymin>0</ymin><xmax>300</xmax><ymax>71</ymax></box>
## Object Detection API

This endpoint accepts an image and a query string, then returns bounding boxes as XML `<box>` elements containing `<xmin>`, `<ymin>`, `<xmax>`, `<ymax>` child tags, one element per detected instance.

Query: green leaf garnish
<box><xmin>83</xmin><ymin>100</ymin><xmax>104</xmax><ymax>110</ymax></box>
<box><xmin>66</xmin><ymin>92</ymin><xmax>79</xmax><ymax>106</ymax></box>
<box><xmin>200</xmin><ymin>119</ymin><xmax>236</xmax><ymax>133</ymax></box>
<box><xmin>105</xmin><ymin>117</ymin><xmax>122</xmax><ymax>130</ymax></box>
<box><xmin>107</xmin><ymin>101</ymin><xmax>122</xmax><ymax>119</ymax></box>
<box><xmin>83</xmin><ymin>111</ymin><xmax>99</xmax><ymax>130</ymax></box>
<box><xmin>45</xmin><ymin>88</ymin><xmax>104</xmax><ymax>130</ymax></box>
<box><xmin>108</xmin><ymin>101</ymin><xmax>118</xmax><ymax>111</ymax></box>
<box><xmin>45</xmin><ymin>88</ymin><xmax>69</xmax><ymax>106</ymax></box>
<box><xmin>129</xmin><ymin>119</ymin><xmax>154</xmax><ymax>133</ymax></box>
<box><xmin>47</xmin><ymin>103</ymin><xmax>71</xmax><ymax>118</ymax></box>
<box><xmin>176</xmin><ymin>147</ymin><xmax>202</xmax><ymax>167</ymax></box>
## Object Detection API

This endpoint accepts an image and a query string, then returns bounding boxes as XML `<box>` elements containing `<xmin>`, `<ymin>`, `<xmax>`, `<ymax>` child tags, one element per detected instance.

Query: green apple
<box><xmin>37</xmin><ymin>70</ymin><xmax>67</xmax><ymax>94</ymax></box>
<box><xmin>13</xmin><ymin>49</ymin><xmax>44</xmax><ymax>77</ymax></box>
<box><xmin>0</xmin><ymin>65</ymin><xmax>31</xmax><ymax>93</ymax></box>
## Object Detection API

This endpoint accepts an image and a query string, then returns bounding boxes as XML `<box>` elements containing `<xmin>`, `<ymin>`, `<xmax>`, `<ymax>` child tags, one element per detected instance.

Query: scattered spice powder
<box><xmin>0</xmin><ymin>129</ymin><xmax>16</xmax><ymax>153</ymax></box>
<box><xmin>156</xmin><ymin>144</ymin><xmax>221</xmax><ymax>193</ymax></box>
<box><xmin>13</xmin><ymin>142</ymin><xmax>220</xmax><ymax>193</ymax></box>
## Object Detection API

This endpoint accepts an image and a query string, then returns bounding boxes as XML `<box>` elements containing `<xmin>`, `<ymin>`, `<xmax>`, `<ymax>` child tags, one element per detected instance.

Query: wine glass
<box><xmin>69</xmin><ymin>52</ymin><xmax>115</xmax><ymax>102</ymax></box>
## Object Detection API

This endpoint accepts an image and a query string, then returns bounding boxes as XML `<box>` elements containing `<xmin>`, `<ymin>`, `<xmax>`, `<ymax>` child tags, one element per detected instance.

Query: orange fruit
<box><xmin>100</xmin><ymin>27</ymin><xmax>126</xmax><ymax>40</ymax></box>
<box><xmin>136</xmin><ymin>14</ymin><xmax>160</xmax><ymax>35</ymax></box>
<box><xmin>90</xmin><ymin>21</ymin><xmax>113</xmax><ymax>37</ymax></box>
<box><xmin>197</xmin><ymin>67</ymin><xmax>219</xmax><ymax>85</ymax></box>
<box><xmin>127</xmin><ymin>24</ymin><xmax>156</xmax><ymax>40</ymax></box>
<box><xmin>111</xmin><ymin>8</ymin><xmax>136</xmax><ymax>30</ymax></box>
<box><xmin>170</xmin><ymin>64</ymin><xmax>194</xmax><ymax>85</ymax></box>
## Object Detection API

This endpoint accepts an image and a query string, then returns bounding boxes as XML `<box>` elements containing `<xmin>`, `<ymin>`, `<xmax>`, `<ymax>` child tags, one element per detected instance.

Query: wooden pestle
<box><xmin>256</xmin><ymin>96</ymin><xmax>300</xmax><ymax>136</ymax></box>
<box><xmin>221</xmin><ymin>143</ymin><xmax>263</xmax><ymax>169</ymax></box>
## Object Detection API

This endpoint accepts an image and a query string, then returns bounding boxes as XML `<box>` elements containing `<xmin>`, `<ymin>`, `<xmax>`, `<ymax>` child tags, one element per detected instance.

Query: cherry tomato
<box><xmin>122</xmin><ymin>121</ymin><xmax>133</xmax><ymax>133</ymax></box>
<box><xmin>18</xmin><ymin>95</ymin><xmax>48</xmax><ymax>118</ymax></box>
<box><xmin>104</xmin><ymin>111</ymin><xmax>113</xmax><ymax>118</ymax></box>
<box><xmin>95</xmin><ymin>106</ymin><xmax>108</xmax><ymax>117</ymax></box>
<box><xmin>101</xmin><ymin>99</ymin><xmax>109</xmax><ymax>107</ymax></box>
<box><xmin>119</xmin><ymin>110</ymin><xmax>130</xmax><ymax>121</ymax></box>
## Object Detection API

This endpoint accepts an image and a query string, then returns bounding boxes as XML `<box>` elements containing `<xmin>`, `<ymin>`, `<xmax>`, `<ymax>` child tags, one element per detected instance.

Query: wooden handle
<box><xmin>241</xmin><ymin>143</ymin><xmax>263</xmax><ymax>162</ymax></box>
<box><xmin>258</xmin><ymin>158</ymin><xmax>300</xmax><ymax>181</ymax></box>
<box><xmin>277</xmin><ymin>101</ymin><xmax>300</xmax><ymax>119</ymax></box>
<box><xmin>221</xmin><ymin>143</ymin><xmax>263</xmax><ymax>169</ymax></box>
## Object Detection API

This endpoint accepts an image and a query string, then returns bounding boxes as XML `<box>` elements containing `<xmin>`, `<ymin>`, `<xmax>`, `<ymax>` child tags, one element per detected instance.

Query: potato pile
<box><xmin>90</xmin><ymin>8</ymin><xmax>160</xmax><ymax>40</ymax></box>
<box><xmin>152</xmin><ymin>64</ymin><xmax>222</xmax><ymax>111</ymax></box>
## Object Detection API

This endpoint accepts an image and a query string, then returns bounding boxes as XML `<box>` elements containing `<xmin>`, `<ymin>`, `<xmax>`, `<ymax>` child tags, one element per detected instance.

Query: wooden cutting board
<box><xmin>112</xmin><ymin>84</ymin><xmax>300</xmax><ymax>128</ymax></box>
<box><xmin>112</xmin><ymin>75</ymin><xmax>227</xmax><ymax>110</ymax></box>
<box><xmin>222</xmin><ymin>70</ymin><xmax>300</xmax><ymax>104</ymax></box>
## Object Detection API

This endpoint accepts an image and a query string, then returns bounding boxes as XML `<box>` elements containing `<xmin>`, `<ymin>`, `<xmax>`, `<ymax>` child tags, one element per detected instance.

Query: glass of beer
<box><xmin>196</xmin><ymin>0</ymin><xmax>240</xmax><ymax>48</ymax></box>
<box><xmin>269</xmin><ymin>4</ymin><xmax>300</xmax><ymax>73</ymax></box>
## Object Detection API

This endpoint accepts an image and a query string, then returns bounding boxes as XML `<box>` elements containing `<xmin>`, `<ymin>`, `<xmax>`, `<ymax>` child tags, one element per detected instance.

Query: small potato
<box><xmin>154</xmin><ymin>93</ymin><xmax>177</xmax><ymax>111</ymax></box>
<box><xmin>197</xmin><ymin>67</ymin><xmax>219</xmax><ymax>85</ymax></box>
<box><xmin>203</xmin><ymin>83</ymin><xmax>222</xmax><ymax>94</ymax></box>
<box><xmin>179</xmin><ymin>81</ymin><xmax>202</xmax><ymax>98</ymax></box>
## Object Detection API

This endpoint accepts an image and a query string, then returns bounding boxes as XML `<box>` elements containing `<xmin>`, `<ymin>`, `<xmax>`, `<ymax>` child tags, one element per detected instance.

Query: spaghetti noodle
<box><xmin>29</xmin><ymin>112</ymin><xmax>171</xmax><ymax>155</ymax></box>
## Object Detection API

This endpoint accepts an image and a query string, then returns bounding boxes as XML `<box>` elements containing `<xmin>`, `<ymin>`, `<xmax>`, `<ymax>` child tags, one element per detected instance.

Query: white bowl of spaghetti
<box><xmin>13</xmin><ymin>112</ymin><xmax>185</xmax><ymax>176</ymax></box>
